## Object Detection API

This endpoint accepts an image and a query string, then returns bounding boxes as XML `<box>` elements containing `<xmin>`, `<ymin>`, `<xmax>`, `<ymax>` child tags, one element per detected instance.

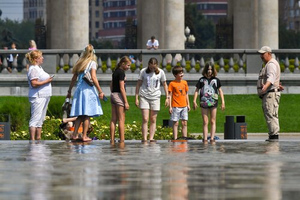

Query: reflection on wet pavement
<box><xmin>0</xmin><ymin>140</ymin><xmax>300</xmax><ymax>199</ymax></box>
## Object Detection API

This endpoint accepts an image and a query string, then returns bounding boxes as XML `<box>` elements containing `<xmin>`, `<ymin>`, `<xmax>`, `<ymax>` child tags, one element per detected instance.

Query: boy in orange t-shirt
<box><xmin>168</xmin><ymin>66</ymin><xmax>190</xmax><ymax>139</ymax></box>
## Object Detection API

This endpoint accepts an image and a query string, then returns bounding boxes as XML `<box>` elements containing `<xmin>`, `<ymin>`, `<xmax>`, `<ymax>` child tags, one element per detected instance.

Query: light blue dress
<box><xmin>70</xmin><ymin>61</ymin><xmax>103</xmax><ymax>117</ymax></box>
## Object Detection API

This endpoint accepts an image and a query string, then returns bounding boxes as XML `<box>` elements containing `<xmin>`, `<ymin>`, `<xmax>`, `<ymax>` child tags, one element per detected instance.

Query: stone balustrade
<box><xmin>0</xmin><ymin>49</ymin><xmax>299</xmax><ymax>96</ymax></box>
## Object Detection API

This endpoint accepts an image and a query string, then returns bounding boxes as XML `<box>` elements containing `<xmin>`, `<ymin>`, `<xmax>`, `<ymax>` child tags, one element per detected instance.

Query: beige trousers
<box><xmin>262</xmin><ymin>92</ymin><xmax>281</xmax><ymax>136</ymax></box>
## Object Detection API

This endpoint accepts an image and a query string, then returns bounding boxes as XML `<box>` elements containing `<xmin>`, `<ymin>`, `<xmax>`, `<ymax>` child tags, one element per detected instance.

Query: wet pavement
<box><xmin>1</xmin><ymin>139</ymin><xmax>300</xmax><ymax>200</ymax></box>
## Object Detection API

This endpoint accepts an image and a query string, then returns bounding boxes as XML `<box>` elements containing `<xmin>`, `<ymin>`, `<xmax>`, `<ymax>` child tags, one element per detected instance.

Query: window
<box><xmin>96</xmin><ymin>21</ymin><xmax>99</xmax><ymax>28</ymax></box>
<box><xmin>95</xmin><ymin>0</ymin><xmax>99</xmax><ymax>6</ymax></box>
<box><xmin>290</xmin><ymin>10</ymin><xmax>295</xmax><ymax>17</ymax></box>
<box><xmin>289</xmin><ymin>0</ymin><xmax>294</xmax><ymax>8</ymax></box>
<box><xmin>96</xmin><ymin>11</ymin><xmax>99</xmax><ymax>17</ymax></box>
<box><xmin>128</xmin><ymin>10</ymin><xmax>135</xmax><ymax>16</ymax></box>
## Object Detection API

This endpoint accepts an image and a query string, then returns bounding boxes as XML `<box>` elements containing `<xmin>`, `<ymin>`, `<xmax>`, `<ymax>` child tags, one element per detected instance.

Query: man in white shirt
<box><xmin>146</xmin><ymin>36</ymin><xmax>159</xmax><ymax>50</ymax></box>
<box><xmin>258</xmin><ymin>46</ymin><xmax>281</xmax><ymax>141</ymax></box>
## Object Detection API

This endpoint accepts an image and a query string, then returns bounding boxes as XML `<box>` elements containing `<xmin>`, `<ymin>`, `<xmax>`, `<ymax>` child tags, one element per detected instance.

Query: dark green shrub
<box><xmin>0</xmin><ymin>98</ymin><xmax>30</xmax><ymax>131</ymax></box>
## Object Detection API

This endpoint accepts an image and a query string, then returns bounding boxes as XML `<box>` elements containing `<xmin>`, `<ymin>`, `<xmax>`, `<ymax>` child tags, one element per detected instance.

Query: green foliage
<box><xmin>4</xmin><ymin>94</ymin><xmax>300</xmax><ymax>140</ymax></box>
<box><xmin>87</xmin><ymin>118</ymin><xmax>175</xmax><ymax>140</ymax></box>
<box><xmin>279</xmin><ymin>21</ymin><xmax>300</xmax><ymax>49</ymax></box>
<box><xmin>90</xmin><ymin>39</ymin><xmax>114</xmax><ymax>49</ymax></box>
<box><xmin>0</xmin><ymin>97</ymin><xmax>30</xmax><ymax>131</ymax></box>
<box><xmin>11</xmin><ymin>116</ymin><xmax>62</xmax><ymax>140</ymax></box>
<box><xmin>40</xmin><ymin>116</ymin><xmax>62</xmax><ymax>140</ymax></box>
<box><xmin>0</xmin><ymin>18</ymin><xmax>35</xmax><ymax>48</ymax></box>
<box><xmin>185</xmin><ymin>3</ymin><xmax>216</xmax><ymax>49</ymax></box>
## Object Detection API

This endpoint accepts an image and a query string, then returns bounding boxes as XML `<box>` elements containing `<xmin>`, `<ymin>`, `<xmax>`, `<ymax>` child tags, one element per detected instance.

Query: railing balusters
<box><xmin>219</xmin><ymin>57</ymin><xmax>225</xmax><ymax>73</ymax></box>
<box><xmin>162</xmin><ymin>55</ymin><xmax>167</xmax><ymax>72</ymax></box>
<box><xmin>190</xmin><ymin>57</ymin><xmax>196</xmax><ymax>73</ymax></box>
<box><xmin>228</xmin><ymin>57</ymin><xmax>234</xmax><ymax>73</ymax></box>
<box><xmin>284</xmin><ymin>57</ymin><xmax>290</xmax><ymax>73</ymax></box>
<box><xmin>22</xmin><ymin>57</ymin><xmax>28</xmax><ymax>74</ymax></box>
<box><xmin>58</xmin><ymin>54</ymin><xmax>65</xmax><ymax>74</ymax></box>
<box><xmin>294</xmin><ymin>57</ymin><xmax>299</xmax><ymax>73</ymax></box>
<box><xmin>106</xmin><ymin>57</ymin><xmax>112</xmax><ymax>73</ymax></box>
<box><xmin>68</xmin><ymin>53</ymin><xmax>73</xmax><ymax>73</ymax></box>
<box><xmin>97</xmin><ymin>56</ymin><xmax>103</xmax><ymax>74</ymax></box>
<box><xmin>1</xmin><ymin>49</ymin><xmax>300</xmax><ymax>76</ymax></box>
<box><xmin>12</xmin><ymin>57</ymin><xmax>18</xmax><ymax>74</ymax></box>
<box><xmin>135</xmin><ymin>57</ymin><xmax>141</xmax><ymax>74</ymax></box>
<box><xmin>238</xmin><ymin>54</ymin><xmax>245</xmax><ymax>73</ymax></box>
<box><xmin>200</xmin><ymin>57</ymin><xmax>205</xmax><ymax>73</ymax></box>
<box><xmin>181</xmin><ymin>57</ymin><xmax>186</xmax><ymax>72</ymax></box>
<box><xmin>171</xmin><ymin>54</ymin><xmax>177</xmax><ymax>68</ymax></box>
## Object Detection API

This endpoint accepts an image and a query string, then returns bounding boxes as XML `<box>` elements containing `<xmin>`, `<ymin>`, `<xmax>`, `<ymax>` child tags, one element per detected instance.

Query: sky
<box><xmin>0</xmin><ymin>0</ymin><xmax>23</xmax><ymax>21</ymax></box>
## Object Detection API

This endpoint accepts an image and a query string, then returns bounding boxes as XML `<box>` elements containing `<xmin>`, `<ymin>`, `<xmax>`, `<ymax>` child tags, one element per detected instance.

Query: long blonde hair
<box><xmin>72</xmin><ymin>44</ymin><xmax>97</xmax><ymax>74</ymax></box>
<box><xmin>25</xmin><ymin>50</ymin><xmax>42</xmax><ymax>65</ymax></box>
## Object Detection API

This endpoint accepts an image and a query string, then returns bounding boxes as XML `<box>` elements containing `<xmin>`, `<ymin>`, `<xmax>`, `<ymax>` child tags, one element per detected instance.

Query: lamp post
<box><xmin>184</xmin><ymin>26</ymin><xmax>196</xmax><ymax>60</ymax></box>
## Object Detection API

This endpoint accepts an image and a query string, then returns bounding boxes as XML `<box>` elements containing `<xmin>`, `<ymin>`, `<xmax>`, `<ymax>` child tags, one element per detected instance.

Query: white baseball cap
<box><xmin>258</xmin><ymin>46</ymin><xmax>272</xmax><ymax>54</ymax></box>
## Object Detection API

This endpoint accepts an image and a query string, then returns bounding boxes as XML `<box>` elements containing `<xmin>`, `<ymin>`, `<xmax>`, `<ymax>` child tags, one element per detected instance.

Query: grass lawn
<box><xmin>0</xmin><ymin>94</ymin><xmax>299</xmax><ymax>134</ymax></box>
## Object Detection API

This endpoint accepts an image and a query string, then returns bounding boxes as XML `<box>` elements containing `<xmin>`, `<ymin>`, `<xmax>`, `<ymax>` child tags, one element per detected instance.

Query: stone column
<box><xmin>46</xmin><ymin>0</ymin><xmax>88</xmax><ymax>49</ymax></box>
<box><xmin>137</xmin><ymin>0</ymin><xmax>163</xmax><ymax>49</ymax></box>
<box><xmin>229</xmin><ymin>0</ymin><xmax>258</xmax><ymax>49</ymax></box>
<box><xmin>229</xmin><ymin>0</ymin><xmax>278</xmax><ymax>49</ymax></box>
<box><xmin>137</xmin><ymin>0</ymin><xmax>184</xmax><ymax>50</ymax></box>
<box><xmin>258</xmin><ymin>0</ymin><xmax>279</xmax><ymax>49</ymax></box>
<box><xmin>163</xmin><ymin>0</ymin><xmax>185</xmax><ymax>50</ymax></box>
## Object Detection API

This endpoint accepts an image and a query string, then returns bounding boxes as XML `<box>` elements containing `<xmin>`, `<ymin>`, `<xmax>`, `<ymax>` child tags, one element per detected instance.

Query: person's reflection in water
<box><xmin>28</xmin><ymin>141</ymin><xmax>52</xmax><ymax>200</ymax></box>
<box><xmin>172</xmin><ymin>141</ymin><xmax>188</xmax><ymax>153</ymax></box>
<box><xmin>67</xmin><ymin>141</ymin><xmax>93</xmax><ymax>154</ymax></box>
<box><xmin>264</xmin><ymin>142</ymin><xmax>282</xmax><ymax>200</ymax></box>
<box><xmin>167</xmin><ymin>142</ymin><xmax>189</xmax><ymax>199</ymax></box>
<box><xmin>265</xmin><ymin>141</ymin><xmax>280</xmax><ymax>155</ymax></box>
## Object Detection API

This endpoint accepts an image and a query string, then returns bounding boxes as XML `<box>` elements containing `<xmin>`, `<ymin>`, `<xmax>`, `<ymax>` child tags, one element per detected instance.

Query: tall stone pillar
<box><xmin>258</xmin><ymin>0</ymin><xmax>279</xmax><ymax>49</ymax></box>
<box><xmin>228</xmin><ymin>0</ymin><xmax>278</xmax><ymax>50</ymax></box>
<box><xmin>228</xmin><ymin>0</ymin><xmax>258</xmax><ymax>49</ymax></box>
<box><xmin>164</xmin><ymin>0</ymin><xmax>185</xmax><ymax>49</ymax></box>
<box><xmin>46</xmin><ymin>0</ymin><xmax>89</xmax><ymax>49</ymax></box>
<box><xmin>137</xmin><ymin>0</ymin><xmax>184</xmax><ymax>50</ymax></box>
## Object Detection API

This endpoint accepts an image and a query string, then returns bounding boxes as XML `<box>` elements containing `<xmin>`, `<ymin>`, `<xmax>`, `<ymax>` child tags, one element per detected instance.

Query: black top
<box><xmin>112</xmin><ymin>67</ymin><xmax>126</xmax><ymax>92</ymax></box>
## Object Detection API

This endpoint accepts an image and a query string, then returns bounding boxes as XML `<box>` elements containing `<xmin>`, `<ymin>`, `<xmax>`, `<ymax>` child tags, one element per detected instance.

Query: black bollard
<box><xmin>224</xmin><ymin>116</ymin><xmax>235</xmax><ymax>139</ymax></box>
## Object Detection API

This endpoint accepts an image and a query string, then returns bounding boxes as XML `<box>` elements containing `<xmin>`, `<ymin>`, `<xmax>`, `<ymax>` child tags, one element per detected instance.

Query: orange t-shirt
<box><xmin>168</xmin><ymin>80</ymin><xmax>189</xmax><ymax>107</ymax></box>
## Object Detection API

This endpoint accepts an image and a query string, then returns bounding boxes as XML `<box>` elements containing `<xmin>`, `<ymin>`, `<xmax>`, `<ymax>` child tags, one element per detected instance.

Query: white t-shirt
<box><xmin>146</xmin><ymin>39</ymin><xmax>159</xmax><ymax>50</ymax></box>
<box><xmin>28</xmin><ymin>65</ymin><xmax>52</xmax><ymax>97</ymax></box>
<box><xmin>138</xmin><ymin>68</ymin><xmax>166</xmax><ymax>100</ymax></box>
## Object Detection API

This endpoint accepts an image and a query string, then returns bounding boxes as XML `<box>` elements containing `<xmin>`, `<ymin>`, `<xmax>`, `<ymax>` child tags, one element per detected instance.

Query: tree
<box><xmin>279</xmin><ymin>20</ymin><xmax>300</xmax><ymax>49</ymax></box>
<box><xmin>124</xmin><ymin>18</ymin><xmax>137</xmax><ymax>49</ymax></box>
<box><xmin>185</xmin><ymin>3</ymin><xmax>216</xmax><ymax>49</ymax></box>
<box><xmin>0</xmin><ymin>18</ymin><xmax>34</xmax><ymax>48</ymax></box>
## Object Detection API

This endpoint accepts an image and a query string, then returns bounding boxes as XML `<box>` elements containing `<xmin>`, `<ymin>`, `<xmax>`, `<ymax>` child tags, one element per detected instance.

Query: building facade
<box><xmin>185</xmin><ymin>0</ymin><xmax>228</xmax><ymax>23</ymax></box>
<box><xmin>279</xmin><ymin>0</ymin><xmax>300</xmax><ymax>31</ymax></box>
<box><xmin>23</xmin><ymin>0</ymin><xmax>229</xmax><ymax>48</ymax></box>
<box><xmin>98</xmin><ymin>0</ymin><xmax>137</xmax><ymax>47</ymax></box>
<box><xmin>23</xmin><ymin>0</ymin><xmax>46</xmax><ymax>22</ymax></box>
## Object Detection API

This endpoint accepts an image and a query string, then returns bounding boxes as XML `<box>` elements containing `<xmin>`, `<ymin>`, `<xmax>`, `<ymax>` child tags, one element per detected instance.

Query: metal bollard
<box><xmin>224</xmin><ymin>116</ymin><xmax>235</xmax><ymax>139</ymax></box>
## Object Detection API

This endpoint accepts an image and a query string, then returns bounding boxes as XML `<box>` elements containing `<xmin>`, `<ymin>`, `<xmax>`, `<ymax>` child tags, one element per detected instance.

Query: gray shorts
<box><xmin>139</xmin><ymin>96</ymin><xmax>160</xmax><ymax>111</ymax></box>
<box><xmin>110</xmin><ymin>92</ymin><xmax>125</xmax><ymax>107</ymax></box>
<box><xmin>171</xmin><ymin>107</ymin><xmax>188</xmax><ymax>121</ymax></box>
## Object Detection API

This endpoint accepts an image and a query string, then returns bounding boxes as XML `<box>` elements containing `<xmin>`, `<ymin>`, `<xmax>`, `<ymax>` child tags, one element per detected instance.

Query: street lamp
<box><xmin>184</xmin><ymin>26</ymin><xmax>196</xmax><ymax>61</ymax></box>
<box><xmin>184</xmin><ymin>26</ymin><xmax>196</xmax><ymax>49</ymax></box>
